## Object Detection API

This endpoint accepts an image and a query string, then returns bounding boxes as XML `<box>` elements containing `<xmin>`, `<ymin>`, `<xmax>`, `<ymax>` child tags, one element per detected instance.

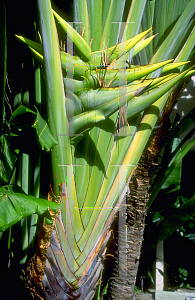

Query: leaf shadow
<box><xmin>74</xmin><ymin>131</ymin><xmax>106</xmax><ymax>174</ymax></box>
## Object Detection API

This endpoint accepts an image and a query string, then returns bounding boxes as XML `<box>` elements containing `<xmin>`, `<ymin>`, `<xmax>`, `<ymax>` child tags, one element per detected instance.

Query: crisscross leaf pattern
<box><xmin>23</xmin><ymin>0</ymin><xmax>195</xmax><ymax>299</ymax></box>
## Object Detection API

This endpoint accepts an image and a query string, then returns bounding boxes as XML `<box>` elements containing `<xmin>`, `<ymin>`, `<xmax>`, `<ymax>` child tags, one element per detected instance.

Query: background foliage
<box><xmin>0</xmin><ymin>0</ymin><xmax>195</xmax><ymax>299</ymax></box>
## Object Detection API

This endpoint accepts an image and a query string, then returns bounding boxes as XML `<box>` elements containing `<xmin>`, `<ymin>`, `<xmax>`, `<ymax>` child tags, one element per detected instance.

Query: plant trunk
<box><xmin>108</xmin><ymin>158</ymin><xmax>150</xmax><ymax>300</ymax></box>
<box><xmin>107</xmin><ymin>86</ymin><xmax>186</xmax><ymax>299</ymax></box>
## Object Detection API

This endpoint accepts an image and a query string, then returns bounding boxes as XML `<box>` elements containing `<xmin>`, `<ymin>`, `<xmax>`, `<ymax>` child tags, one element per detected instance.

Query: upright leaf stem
<box><xmin>38</xmin><ymin>0</ymin><xmax>72</xmax><ymax>194</ymax></box>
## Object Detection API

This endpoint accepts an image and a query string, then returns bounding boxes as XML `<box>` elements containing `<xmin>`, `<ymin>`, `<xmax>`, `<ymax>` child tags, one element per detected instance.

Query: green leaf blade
<box><xmin>0</xmin><ymin>185</ymin><xmax>59</xmax><ymax>232</ymax></box>
<box><xmin>159</xmin><ymin>196</ymin><xmax>195</xmax><ymax>242</ymax></box>
<box><xmin>33</xmin><ymin>107</ymin><xmax>58</xmax><ymax>152</ymax></box>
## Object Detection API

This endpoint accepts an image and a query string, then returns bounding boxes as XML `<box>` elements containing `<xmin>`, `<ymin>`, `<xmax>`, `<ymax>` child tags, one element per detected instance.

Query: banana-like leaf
<box><xmin>64</xmin><ymin>76</ymin><xmax>100</xmax><ymax>94</ymax></box>
<box><xmin>9</xmin><ymin>105</ymin><xmax>36</xmax><ymax>127</ymax></box>
<box><xmin>52</xmin><ymin>9</ymin><xmax>91</xmax><ymax>61</ymax></box>
<box><xmin>70</xmin><ymin>110</ymin><xmax>106</xmax><ymax>136</ymax></box>
<box><xmin>73</xmin><ymin>0</ymin><xmax>90</xmax><ymax>46</ymax></box>
<box><xmin>0</xmin><ymin>135</ymin><xmax>17</xmax><ymax>184</ymax></box>
<box><xmin>60</xmin><ymin>52</ymin><xmax>89</xmax><ymax>79</ymax></box>
<box><xmin>153</xmin><ymin>0</ymin><xmax>191</xmax><ymax>52</ymax></box>
<box><xmin>100</xmin><ymin>0</ymin><xmax>126</xmax><ymax>49</ymax></box>
<box><xmin>38</xmin><ymin>0</ymin><xmax>72</xmax><ymax>193</ymax></box>
<box><xmin>126</xmin><ymin>67</ymin><xmax>193</xmax><ymax>119</ymax></box>
<box><xmin>33</xmin><ymin>107</ymin><xmax>58</xmax><ymax>151</ymax></box>
<box><xmin>37</xmin><ymin>0</ymin><xmax>85</xmax><ymax>268</ymax></box>
<box><xmin>161</xmin><ymin>62</ymin><xmax>190</xmax><ymax>74</ymax></box>
<box><xmin>87</xmin><ymin>0</ymin><xmax>102</xmax><ymax>51</ymax></box>
<box><xmin>132</xmin><ymin>35</ymin><xmax>155</xmax><ymax>58</ymax></box>
<box><xmin>70</xmin><ymin>67</ymin><xmax>192</xmax><ymax>135</ymax></box>
<box><xmin>8</xmin><ymin>105</ymin><xmax>57</xmax><ymax>152</ymax></box>
<box><xmin>89</xmin><ymin>59</ymin><xmax>173</xmax><ymax>87</ymax></box>
<box><xmin>65</xmin><ymin>90</ymin><xmax>83</xmax><ymax>118</ymax></box>
<box><xmin>16</xmin><ymin>36</ymin><xmax>89</xmax><ymax>79</ymax></box>
<box><xmin>140</xmin><ymin>0</ymin><xmax>195</xmax><ymax>67</ymax></box>
<box><xmin>150</xmin><ymin>0</ymin><xmax>195</xmax><ymax>65</ymax></box>
<box><xmin>76</xmin><ymin>83</ymin><xmax>146</xmax><ymax>109</ymax></box>
<box><xmin>125</xmin><ymin>0</ymin><xmax>147</xmax><ymax>42</ymax></box>
<box><xmin>13</xmin><ymin>0</ymin><xmax>195</xmax><ymax>299</ymax></box>
<box><xmin>69</xmin><ymin>70</ymin><xmax>188</xmax><ymax>94</ymax></box>
<box><xmin>15</xmin><ymin>35</ymin><xmax>43</xmax><ymax>55</ymax></box>
<box><xmin>0</xmin><ymin>184</ymin><xmax>59</xmax><ymax>232</ymax></box>
<box><xmin>88</xmin><ymin>28</ymin><xmax>152</xmax><ymax>65</ymax></box>
<box><xmin>139</xmin><ymin>0</ymin><xmax>154</xmax><ymax>62</ymax></box>
<box><xmin>176</xmin><ymin>25</ymin><xmax>195</xmax><ymax>66</ymax></box>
